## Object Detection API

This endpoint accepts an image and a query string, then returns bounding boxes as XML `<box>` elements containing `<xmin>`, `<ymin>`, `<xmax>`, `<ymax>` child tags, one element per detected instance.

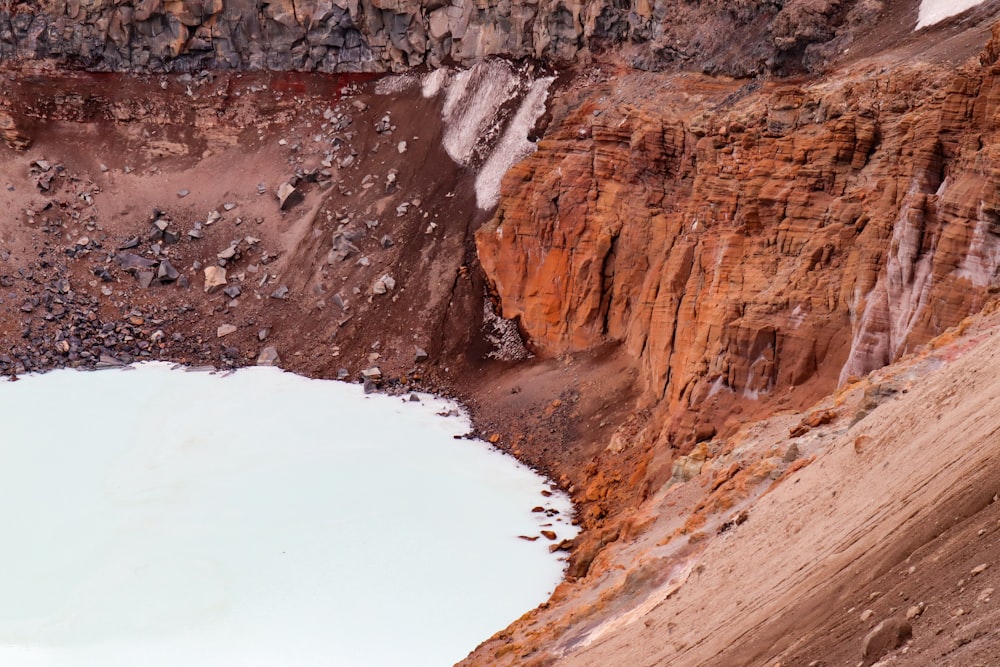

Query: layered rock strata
<box><xmin>477</xmin><ymin>35</ymin><xmax>1000</xmax><ymax>516</ymax></box>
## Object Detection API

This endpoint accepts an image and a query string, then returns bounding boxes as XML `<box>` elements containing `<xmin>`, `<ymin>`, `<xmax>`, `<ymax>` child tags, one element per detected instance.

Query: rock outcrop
<box><xmin>0</xmin><ymin>0</ymin><xmax>889</xmax><ymax>73</ymax></box>
<box><xmin>477</xmin><ymin>39</ymin><xmax>1000</xmax><ymax>506</ymax></box>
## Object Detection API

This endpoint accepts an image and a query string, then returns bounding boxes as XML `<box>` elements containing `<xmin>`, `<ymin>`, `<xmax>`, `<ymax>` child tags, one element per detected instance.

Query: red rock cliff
<box><xmin>478</xmin><ymin>39</ymin><xmax>1000</xmax><ymax>503</ymax></box>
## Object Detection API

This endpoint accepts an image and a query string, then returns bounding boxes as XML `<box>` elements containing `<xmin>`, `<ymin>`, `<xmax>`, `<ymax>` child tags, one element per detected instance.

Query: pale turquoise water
<box><xmin>0</xmin><ymin>363</ymin><xmax>575</xmax><ymax>666</ymax></box>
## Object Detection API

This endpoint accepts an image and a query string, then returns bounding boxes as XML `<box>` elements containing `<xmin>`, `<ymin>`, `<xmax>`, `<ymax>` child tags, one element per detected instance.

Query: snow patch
<box><xmin>441</xmin><ymin>60</ymin><xmax>520</xmax><ymax>166</ymax></box>
<box><xmin>374</xmin><ymin>73</ymin><xmax>418</xmax><ymax>96</ymax></box>
<box><xmin>475</xmin><ymin>76</ymin><xmax>554</xmax><ymax>210</ymax></box>
<box><xmin>916</xmin><ymin>0</ymin><xmax>986</xmax><ymax>29</ymax></box>
<box><xmin>422</xmin><ymin>67</ymin><xmax>449</xmax><ymax>98</ymax></box>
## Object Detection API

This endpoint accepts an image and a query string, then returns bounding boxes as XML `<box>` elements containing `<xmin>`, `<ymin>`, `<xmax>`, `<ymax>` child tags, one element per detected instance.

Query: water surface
<box><xmin>0</xmin><ymin>363</ymin><xmax>575</xmax><ymax>666</ymax></box>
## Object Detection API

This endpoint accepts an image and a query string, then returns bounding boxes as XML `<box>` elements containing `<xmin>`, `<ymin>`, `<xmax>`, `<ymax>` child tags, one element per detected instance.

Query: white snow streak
<box><xmin>916</xmin><ymin>0</ymin><xmax>987</xmax><ymax>29</ymax></box>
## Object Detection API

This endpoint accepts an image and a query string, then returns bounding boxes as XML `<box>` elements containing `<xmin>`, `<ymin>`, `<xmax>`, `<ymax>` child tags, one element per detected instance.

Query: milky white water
<box><xmin>0</xmin><ymin>363</ymin><xmax>576</xmax><ymax>666</ymax></box>
<box><xmin>916</xmin><ymin>0</ymin><xmax>986</xmax><ymax>28</ymax></box>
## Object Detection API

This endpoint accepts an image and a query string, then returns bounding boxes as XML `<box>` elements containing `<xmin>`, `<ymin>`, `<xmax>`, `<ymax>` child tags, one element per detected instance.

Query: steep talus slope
<box><xmin>499</xmin><ymin>306</ymin><xmax>1000</xmax><ymax>666</ymax></box>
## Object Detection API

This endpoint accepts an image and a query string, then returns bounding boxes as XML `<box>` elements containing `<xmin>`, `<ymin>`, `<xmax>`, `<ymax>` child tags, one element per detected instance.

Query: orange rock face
<box><xmin>478</xmin><ymin>54</ymin><xmax>1000</xmax><ymax>489</ymax></box>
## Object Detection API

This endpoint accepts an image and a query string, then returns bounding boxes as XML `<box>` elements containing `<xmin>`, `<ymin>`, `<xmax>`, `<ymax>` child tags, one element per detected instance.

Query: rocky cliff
<box><xmin>1</xmin><ymin>0</ymin><xmax>894</xmax><ymax>74</ymax></box>
<box><xmin>477</xmin><ymin>27</ymin><xmax>1000</xmax><ymax>517</ymax></box>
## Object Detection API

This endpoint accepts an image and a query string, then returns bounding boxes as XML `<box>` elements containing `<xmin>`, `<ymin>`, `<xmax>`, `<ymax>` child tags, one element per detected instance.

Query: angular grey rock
<box><xmin>217</xmin><ymin>324</ymin><xmax>237</xmax><ymax>338</ymax></box>
<box><xmin>156</xmin><ymin>260</ymin><xmax>179</xmax><ymax>283</ymax></box>
<box><xmin>414</xmin><ymin>346</ymin><xmax>428</xmax><ymax>363</ymax></box>
<box><xmin>137</xmin><ymin>271</ymin><xmax>155</xmax><ymax>289</ymax></box>
<box><xmin>116</xmin><ymin>253</ymin><xmax>157</xmax><ymax>271</ymax></box>
<box><xmin>223</xmin><ymin>285</ymin><xmax>242</xmax><ymax>299</ymax></box>
<box><xmin>327</xmin><ymin>232</ymin><xmax>360</xmax><ymax>263</ymax></box>
<box><xmin>270</xmin><ymin>285</ymin><xmax>289</xmax><ymax>299</ymax></box>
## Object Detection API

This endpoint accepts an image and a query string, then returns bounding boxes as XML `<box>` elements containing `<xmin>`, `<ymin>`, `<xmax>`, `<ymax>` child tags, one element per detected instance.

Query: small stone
<box><xmin>137</xmin><ymin>271</ymin><xmax>155</xmax><ymax>289</ymax></box>
<box><xmin>270</xmin><ymin>285</ymin><xmax>289</xmax><ymax>299</ymax></box>
<box><xmin>217</xmin><ymin>324</ymin><xmax>237</xmax><ymax>337</ymax></box>
<box><xmin>217</xmin><ymin>244</ymin><xmax>238</xmax><ymax>261</ymax></box>
<box><xmin>337</xmin><ymin>368</ymin><xmax>350</xmax><ymax>380</ymax></box>
<box><xmin>860</xmin><ymin>609</ymin><xmax>875</xmax><ymax>622</ymax></box>
<box><xmin>397</xmin><ymin>141</ymin><xmax>407</xmax><ymax>154</ymax></box>
<box><xmin>361</xmin><ymin>367</ymin><xmax>382</xmax><ymax>380</ymax></box>
<box><xmin>223</xmin><ymin>285</ymin><xmax>242</xmax><ymax>299</ymax></box>
<box><xmin>971</xmin><ymin>563</ymin><xmax>989</xmax><ymax>576</ymax></box>
<box><xmin>258</xmin><ymin>328</ymin><xmax>270</xmax><ymax>341</ymax></box>
<box><xmin>380</xmin><ymin>234</ymin><xmax>394</xmax><ymax>248</ymax></box>
<box><xmin>76</xmin><ymin>236</ymin><xmax>90</xmax><ymax>246</ymax></box>
<box><xmin>116</xmin><ymin>252</ymin><xmax>156</xmax><ymax>271</ymax></box>
<box><xmin>223</xmin><ymin>202</ymin><xmax>237</xmax><ymax>211</ymax></box>
<box><xmin>256</xmin><ymin>346</ymin><xmax>280</xmax><ymax>366</ymax></box>
<box><xmin>257</xmin><ymin>182</ymin><xmax>267</xmax><ymax>195</ymax></box>
<box><xmin>277</xmin><ymin>182</ymin><xmax>303</xmax><ymax>210</ymax></box>
<box><xmin>905</xmin><ymin>603</ymin><xmax>924</xmax><ymax>620</ymax></box>
<box><xmin>540</xmin><ymin>530</ymin><xmax>557</xmax><ymax>540</ymax></box>
<box><xmin>203</xmin><ymin>266</ymin><xmax>228</xmax><ymax>292</ymax></box>
<box><xmin>408</xmin><ymin>393</ymin><xmax>420</xmax><ymax>402</ymax></box>
<box><xmin>976</xmin><ymin>587</ymin><xmax>993</xmax><ymax>603</ymax></box>
<box><xmin>414</xmin><ymin>346</ymin><xmax>428</xmax><ymax>363</ymax></box>
<box><xmin>54</xmin><ymin>340</ymin><xmax>70</xmax><ymax>354</ymax></box>
<box><xmin>156</xmin><ymin>260</ymin><xmax>180</xmax><ymax>283</ymax></box>
<box><xmin>177</xmin><ymin>189</ymin><xmax>190</xmax><ymax>198</ymax></box>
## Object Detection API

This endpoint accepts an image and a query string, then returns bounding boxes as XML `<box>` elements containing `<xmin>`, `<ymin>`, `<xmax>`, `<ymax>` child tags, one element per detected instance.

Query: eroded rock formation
<box><xmin>478</xmin><ymin>34</ymin><xmax>1000</xmax><ymax>515</ymax></box>
<box><xmin>0</xmin><ymin>0</ymin><xmax>887</xmax><ymax>73</ymax></box>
